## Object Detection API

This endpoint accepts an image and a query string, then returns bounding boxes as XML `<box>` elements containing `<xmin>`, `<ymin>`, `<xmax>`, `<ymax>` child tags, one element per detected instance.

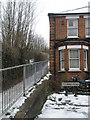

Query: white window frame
<box><xmin>84</xmin><ymin>50</ymin><xmax>88</xmax><ymax>71</ymax></box>
<box><xmin>60</xmin><ymin>50</ymin><xmax>65</xmax><ymax>71</ymax></box>
<box><xmin>67</xmin><ymin>19</ymin><xmax>78</xmax><ymax>38</ymax></box>
<box><xmin>69</xmin><ymin>49</ymin><xmax>80</xmax><ymax>71</ymax></box>
<box><xmin>85</xmin><ymin>18</ymin><xmax>90</xmax><ymax>37</ymax></box>
<box><xmin>67</xmin><ymin>45</ymin><xmax>81</xmax><ymax>49</ymax></box>
<box><xmin>83</xmin><ymin>45</ymin><xmax>89</xmax><ymax>50</ymax></box>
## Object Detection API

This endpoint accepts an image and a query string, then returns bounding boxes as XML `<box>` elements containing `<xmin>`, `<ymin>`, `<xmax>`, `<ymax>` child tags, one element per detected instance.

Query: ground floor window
<box><xmin>60</xmin><ymin>50</ymin><xmax>65</xmax><ymax>71</ymax></box>
<box><xmin>69</xmin><ymin>49</ymin><xmax>80</xmax><ymax>70</ymax></box>
<box><xmin>84</xmin><ymin>50</ymin><xmax>87</xmax><ymax>71</ymax></box>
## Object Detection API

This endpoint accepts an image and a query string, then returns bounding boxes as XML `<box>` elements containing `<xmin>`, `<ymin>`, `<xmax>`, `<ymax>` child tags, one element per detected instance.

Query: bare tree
<box><xmin>1</xmin><ymin>0</ymin><xmax>37</xmax><ymax>67</ymax></box>
<box><xmin>1</xmin><ymin>0</ymin><xmax>48</xmax><ymax>68</ymax></box>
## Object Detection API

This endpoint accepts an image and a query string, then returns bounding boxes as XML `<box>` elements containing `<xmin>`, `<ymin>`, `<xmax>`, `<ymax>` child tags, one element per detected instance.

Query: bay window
<box><xmin>59</xmin><ymin>45</ymin><xmax>88</xmax><ymax>72</ymax></box>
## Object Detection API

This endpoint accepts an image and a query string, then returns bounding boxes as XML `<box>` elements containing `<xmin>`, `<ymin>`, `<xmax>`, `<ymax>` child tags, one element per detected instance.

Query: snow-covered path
<box><xmin>37</xmin><ymin>92</ymin><xmax>90</xmax><ymax>119</ymax></box>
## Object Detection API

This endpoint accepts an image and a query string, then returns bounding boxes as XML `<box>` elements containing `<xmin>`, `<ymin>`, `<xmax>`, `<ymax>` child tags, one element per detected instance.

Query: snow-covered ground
<box><xmin>36</xmin><ymin>92</ymin><xmax>90</xmax><ymax>119</ymax></box>
<box><xmin>0</xmin><ymin>73</ymin><xmax>51</xmax><ymax>119</ymax></box>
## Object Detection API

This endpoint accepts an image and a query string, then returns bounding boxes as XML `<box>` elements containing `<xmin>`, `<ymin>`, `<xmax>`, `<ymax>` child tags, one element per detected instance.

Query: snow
<box><xmin>0</xmin><ymin>73</ymin><xmax>50</xmax><ymax>119</ymax></box>
<box><xmin>0</xmin><ymin>81</ymin><xmax>23</xmax><ymax>117</ymax></box>
<box><xmin>37</xmin><ymin>72</ymin><xmax>51</xmax><ymax>85</ymax></box>
<box><xmin>0</xmin><ymin>90</ymin><xmax>30</xmax><ymax>119</ymax></box>
<box><xmin>36</xmin><ymin>92</ymin><xmax>90</xmax><ymax>119</ymax></box>
<box><xmin>1</xmin><ymin>85</ymin><xmax>37</xmax><ymax>119</ymax></box>
<box><xmin>61</xmin><ymin>7</ymin><xmax>89</xmax><ymax>13</ymax></box>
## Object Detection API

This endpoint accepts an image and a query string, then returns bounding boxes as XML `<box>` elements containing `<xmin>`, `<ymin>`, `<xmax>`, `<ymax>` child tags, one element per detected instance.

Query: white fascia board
<box><xmin>66</xmin><ymin>15</ymin><xmax>79</xmax><ymax>19</ymax></box>
<box><xmin>83</xmin><ymin>45</ymin><xmax>89</xmax><ymax>50</ymax></box>
<box><xmin>58</xmin><ymin>46</ymin><xmax>66</xmax><ymax>50</ymax></box>
<box><xmin>67</xmin><ymin>45</ymin><xmax>81</xmax><ymax>49</ymax></box>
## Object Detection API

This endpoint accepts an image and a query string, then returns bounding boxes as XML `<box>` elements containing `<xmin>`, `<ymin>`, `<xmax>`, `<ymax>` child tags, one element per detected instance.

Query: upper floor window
<box><xmin>67</xmin><ymin>19</ymin><xmax>78</xmax><ymax>38</ymax></box>
<box><xmin>85</xmin><ymin>18</ymin><xmax>90</xmax><ymax>37</ymax></box>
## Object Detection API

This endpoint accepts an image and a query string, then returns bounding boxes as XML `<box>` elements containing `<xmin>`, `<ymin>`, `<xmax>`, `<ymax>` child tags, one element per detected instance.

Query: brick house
<box><xmin>48</xmin><ymin>12</ymin><xmax>90</xmax><ymax>81</ymax></box>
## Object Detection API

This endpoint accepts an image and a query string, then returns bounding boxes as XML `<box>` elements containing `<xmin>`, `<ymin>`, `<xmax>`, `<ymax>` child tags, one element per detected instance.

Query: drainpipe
<box><xmin>54</xmin><ymin>16</ymin><xmax>56</xmax><ymax>77</ymax></box>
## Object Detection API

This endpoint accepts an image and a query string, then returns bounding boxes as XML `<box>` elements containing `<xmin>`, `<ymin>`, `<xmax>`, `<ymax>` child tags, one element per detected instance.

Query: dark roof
<box><xmin>54</xmin><ymin>38</ymin><xmax>90</xmax><ymax>47</ymax></box>
<box><xmin>48</xmin><ymin>12</ymin><xmax>90</xmax><ymax>17</ymax></box>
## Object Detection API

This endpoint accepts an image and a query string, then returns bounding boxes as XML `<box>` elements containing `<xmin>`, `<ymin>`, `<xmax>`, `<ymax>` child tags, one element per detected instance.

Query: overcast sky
<box><xmin>1</xmin><ymin>0</ymin><xmax>90</xmax><ymax>46</ymax></box>
<box><xmin>35</xmin><ymin>0</ymin><xmax>90</xmax><ymax>46</ymax></box>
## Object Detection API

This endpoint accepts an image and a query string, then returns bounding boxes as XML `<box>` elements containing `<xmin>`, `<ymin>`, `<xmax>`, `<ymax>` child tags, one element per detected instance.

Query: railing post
<box><xmin>0</xmin><ymin>42</ymin><xmax>2</xmax><ymax>115</ymax></box>
<box><xmin>46</xmin><ymin>61</ymin><xmax>49</xmax><ymax>74</ymax></box>
<box><xmin>23</xmin><ymin>66</ymin><xmax>26</xmax><ymax>96</ymax></box>
<box><xmin>41</xmin><ymin>61</ymin><xmax>42</xmax><ymax>79</ymax></box>
<box><xmin>34</xmin><ymin>63</ymin><xmax>36</xmax><ymax>84</ymax></box>
<box><xmin>0</xmin><ymin>17</ymin><xmax>2</xmax><ymax>115</ymax></box>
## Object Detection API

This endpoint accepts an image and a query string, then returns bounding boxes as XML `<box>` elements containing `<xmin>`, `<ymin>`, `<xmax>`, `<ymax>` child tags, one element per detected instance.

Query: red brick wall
<box><xmin>56</xmin><ymin>17</ymin><xmax>67</xmax><ymax>40</ymax></box>
<box><xmin>56</xmin><ymin>48</ymin><xmax>59</xmax><ymax>72</ymax></box>
<box><xmin>65</xmin><ymin>48</ymin><xmax>69</xmax><ymax>71</ymax></box>
<box><xmin>65</xmin><ymin>71</ymin><xmax>88</xmax><ymax>81</ymax></box>
<box><xmin>78</xmin><ymin>16</ymin><xmax>85</xmax><ymax>38</ymax></box>
<box><xmin>50</xmin><ymin>17</ymin><xmax>55</xmax><ymax>41</ymax></box>
<box><xmin>49</xmin><ymin>41</ymin><xmax>54</xmax><ymax>74</ymax></box>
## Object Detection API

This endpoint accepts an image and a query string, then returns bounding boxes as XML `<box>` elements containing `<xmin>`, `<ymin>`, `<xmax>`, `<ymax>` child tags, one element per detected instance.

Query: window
<box><xmin>84</xmin><ymin>50</ymin><xmax>87</xmax><ymax>71</ymax></box>
<box><xmin>69</xmin><ymin>19</ymin><xmax>73</xmax><ymax>26</ymax></box>
<box><xmin>67</xmin><ymin>19</ymin><xmax>78</xmax><ymax>37</ymax></box>
<box><xmin>69</xmin><ymin>49</ymin><xmax>80</xmax><ymax>70</ymax></box>
<box><xmin>85</xmin><ymin>18</ymin><xmax>90</xmax><ymax>37</ymax></box>
<box><xmin>60</xmin><ymin>50</ymin><xmax>65</xmax><ymax>71</ymax></box>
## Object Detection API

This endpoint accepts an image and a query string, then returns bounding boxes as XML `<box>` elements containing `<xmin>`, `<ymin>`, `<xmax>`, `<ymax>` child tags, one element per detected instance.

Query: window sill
<box><xmin>58</xmin><ymin>70</ymin><xmax>65</xmax><ymax>73</ymax></box>
<box><xmin>85</xmin><ymin>36</ymin><xmax>90</xmax><ymax>38</ymax></box>
<box><xmin>84</xmin><ymin>69</ymin><xmax>88</xmax><ymax>72</ymax></box>
<box><xmin>67</xmin><ymin>36</ymin><xmax>79</xmax><ymax>38</ymax></box>
<box><xmin>68</xmin><ymin>69</ymin><xmax>82</xmax><ymax>72</ymax></box>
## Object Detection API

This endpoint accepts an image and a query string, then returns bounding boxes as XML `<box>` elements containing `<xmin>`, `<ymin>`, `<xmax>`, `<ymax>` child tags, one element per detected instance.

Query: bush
<box><xmin>49</xmin><ymin>75</ymin><xmax>61</xmax><ymax>91</ymax></box>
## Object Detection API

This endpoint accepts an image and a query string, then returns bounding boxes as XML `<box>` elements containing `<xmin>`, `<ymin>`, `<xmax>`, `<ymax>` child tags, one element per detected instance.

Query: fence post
<box><xmin>23</xmin><ymin>66</ymin><xmax>26</xmax><ymax>96</ymax></box>
<box><xmin>0</xmin><ymin>41</ymin><xmax>2</xmax><ymax>115</ymax></box>
<box><xmin>48</xmin><ymin>60</ymin><xmax>49</xmax><ymax>74</ymax></box>
<box><xmin>0</xmin><ymin>71</ymin><xmax>3</xmax><ymax>116</ymax></box>
<box><xmin>34</xmin><ymin>63</ymin><xmax>36</xmax><ymax>84</ymax></box>
<box><xmin>41</xmin><ymin>61</ymin><xmax>42</xmax><ymax>79</ymax></box>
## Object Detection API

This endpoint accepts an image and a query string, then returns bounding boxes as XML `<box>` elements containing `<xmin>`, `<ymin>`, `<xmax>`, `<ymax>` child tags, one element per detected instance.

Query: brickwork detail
<box><xmin>56</xmin><ymin>17</ymin><xmax>67</xmax><ymax>40</ymax></box>
<box><xmin>78</xmin><ymin>16</ymin><xmax>85</xmax><ymax>38</ymax></box>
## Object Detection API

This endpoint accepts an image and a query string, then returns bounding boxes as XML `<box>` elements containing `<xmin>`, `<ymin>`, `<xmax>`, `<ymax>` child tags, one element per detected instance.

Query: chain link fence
<box><xmin>0</xmin><ymin>60</ymin><xmax>48</xmax><ymax>116</ymax></box>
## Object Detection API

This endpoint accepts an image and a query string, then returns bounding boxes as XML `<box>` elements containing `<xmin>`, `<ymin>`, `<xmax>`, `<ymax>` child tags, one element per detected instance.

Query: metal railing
<box><xmin>0</xmin><ymin>60</ymin><xmax>48</xmax><ymax>116</ymax></box>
